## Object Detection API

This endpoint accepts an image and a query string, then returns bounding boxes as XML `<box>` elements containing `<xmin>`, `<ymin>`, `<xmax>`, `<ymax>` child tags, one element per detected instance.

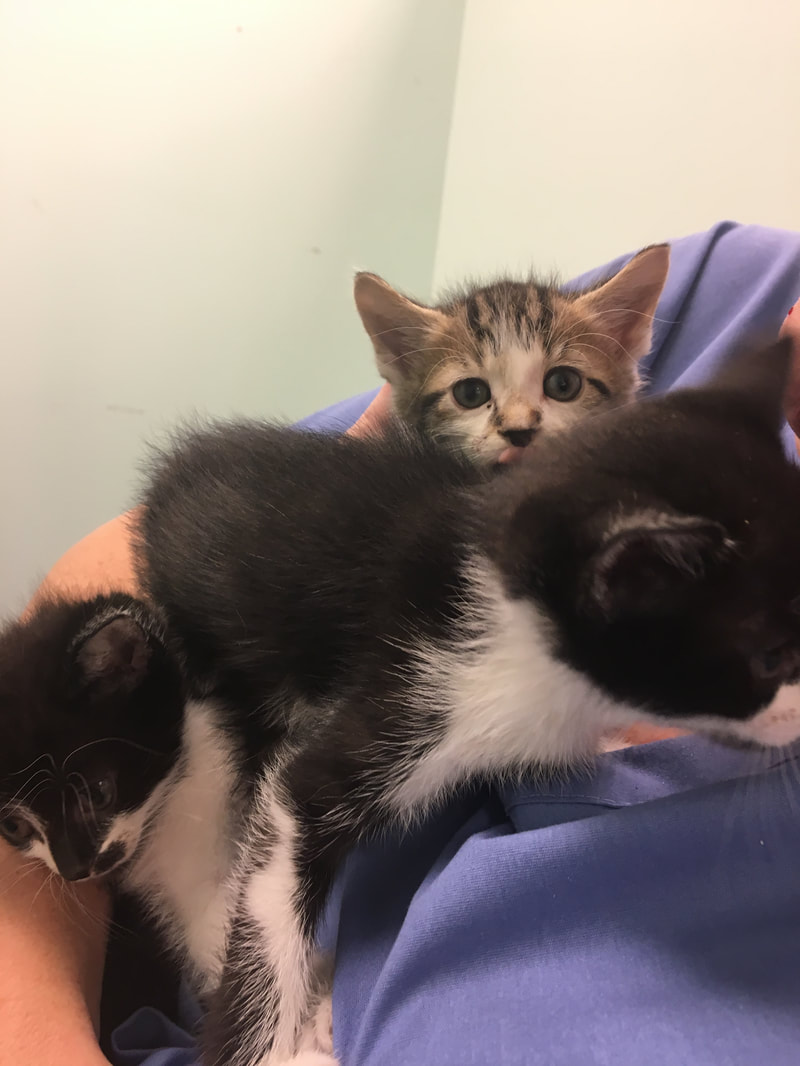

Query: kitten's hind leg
<box><xmin>202</xmin><ymin>783</ymin><xmax>343</xmax><ymax>1066</ymax></box>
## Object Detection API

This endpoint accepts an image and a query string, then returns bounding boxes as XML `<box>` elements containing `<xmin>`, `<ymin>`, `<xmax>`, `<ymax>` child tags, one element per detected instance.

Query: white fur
<box><xmin>27</xmin><ymin>834</ymin><xmax>56</xmax><ymax>869</ymax></box>
<box><xmin>389</xmin><ymin>557</ymin><xmax>631</xmax><ymax>816</ymax></box>
<box><xmin>244</xmin><ymin>785</ymin><xmax>316</xmax><ymax>1063</ymax></box>
<box><xmin>736</xmin><ymin>684</ymin><xmax>800</xmax><ymax>745</ymax></box>
<box><xmin>440</xmin><ymin>334</ymin><xmax>620</xmax><ymax>463</ymax></box>
<box><xmin>389</xmin><ymin>557</ymin><xmax>800</xmax><ymax>817</ymax></box>
<box><xmin>122</xmin><ymin>699</ymin><xmax>239</xmax><ymax>986</ymax></box>
<box><xmin>441</xmin><ymin>342</ymin><xmax>552</xmax><ymax>463</ymax></box>
<box><xmin>666</xmin><ymin>684</ymin><xmax>800</xmax><ymax>749</ymax></box>
<box><xmin>219</xmin><ymin>554</ymin><xmax>800</xmax><ymax>1065</ymax></box>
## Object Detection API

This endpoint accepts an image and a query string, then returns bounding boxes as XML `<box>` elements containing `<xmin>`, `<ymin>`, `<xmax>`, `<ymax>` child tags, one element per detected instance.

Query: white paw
<box><xmin>281</xmin><ymin>1054</ymin><xmax>339</xmax><ymax>1066</ymax></box>
<box><xmin>296</xmin><ymin>992</ymin><xmax>334</xmax><ymax>1055</ymax></box>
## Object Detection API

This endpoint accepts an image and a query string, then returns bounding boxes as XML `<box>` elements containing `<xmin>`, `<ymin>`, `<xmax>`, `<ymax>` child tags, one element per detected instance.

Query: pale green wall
<box><xmin>0</xmin><ymin>0</ymin><xmax>465</xmax><ymax>608</ymax></box>
<box><xmin>434</xmin><ymin>0</ymin><xmax>800</xmax><ymax>288</ymax></box>
<box><xmin>5</xmin><ymin>0</ymin><xmax>800</xmax><ymax>610</ymax></box>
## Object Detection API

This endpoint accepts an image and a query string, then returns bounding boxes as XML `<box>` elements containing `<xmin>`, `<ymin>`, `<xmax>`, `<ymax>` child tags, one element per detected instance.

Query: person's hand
<box><xmin>346</xmin><ymin>384</ymin><xmax>392</xmax><ymax>439</ymax></box>
<box><xmin>780</xmin><ymin>298</ymin><xmax>800</xmax><ymax>436</ymax></box>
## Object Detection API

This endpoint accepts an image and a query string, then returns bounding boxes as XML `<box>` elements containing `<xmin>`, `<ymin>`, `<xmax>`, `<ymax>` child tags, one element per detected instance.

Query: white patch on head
<box><xmin>388</xmin><ymin>557</ymin><xmax>633</xmax><ymax>817</ymax></box>
<box><xmin>443</xmin><ymin>339</ymin><xmax>551</xmax><ymax>463</ymax></box>
<box><xmin>27</xmin><ymin>834</ymin><xmax>58</xmax><ymax>873</ymax></box>
<box><xmin>444</xmin><ymin>322</ymin><xmax>620</xmax><ymax>464</ymax></box>
<box><xmin>121</xmin><ymin>700</ymin><xmax>239</xmax><ymax>987</ymax></box>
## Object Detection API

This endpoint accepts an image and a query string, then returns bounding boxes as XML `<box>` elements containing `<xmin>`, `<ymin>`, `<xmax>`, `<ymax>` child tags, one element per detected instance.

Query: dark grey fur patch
<box><xmin>418</xmin><ymin>389</ymin><xmax>448</xmax><ymax>432</ymax></box>
<box><xmin>464</xmin><ymin>294</ymin><xmax>494</xmax><ymax>350</ymax></box>
<box><xmin>586</xmin><ymin>377</ymin><xmax>611</xmax><ymax>397</ymax></box>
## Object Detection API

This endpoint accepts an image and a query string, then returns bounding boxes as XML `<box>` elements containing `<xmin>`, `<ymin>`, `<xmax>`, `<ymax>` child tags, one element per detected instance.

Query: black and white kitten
<box><xmin>2</xmin><ymin>339</ymin><xmax>800</xmax><ymax>1065</ymax></box>
<box><xmin>0</xmin><ymin>593</ymin><xmax>246</xmax><ymax>988</ymax></box>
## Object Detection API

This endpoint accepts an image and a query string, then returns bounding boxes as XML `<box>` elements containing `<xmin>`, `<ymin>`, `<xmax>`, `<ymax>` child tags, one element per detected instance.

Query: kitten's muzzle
<box><xmin>51</xmin><ymin>830</ymin><xmax>97</xmax><ymax>882</ymax></box>
<box><xmin>58</xmin><ymin>855</ymin><xmax>93</xmax><ymax>882</ymax></box>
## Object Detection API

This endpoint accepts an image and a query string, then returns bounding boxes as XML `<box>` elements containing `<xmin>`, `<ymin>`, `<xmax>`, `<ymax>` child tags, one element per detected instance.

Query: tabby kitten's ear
<box><xmin>572</xmin><ymin>244</ymin><xmax>670</xmax><ymax>364</ymax></box>
<box><xmin>354</xmin><ymin>273</ymin><xmax>447</xmax><ymax>386</ymax></box>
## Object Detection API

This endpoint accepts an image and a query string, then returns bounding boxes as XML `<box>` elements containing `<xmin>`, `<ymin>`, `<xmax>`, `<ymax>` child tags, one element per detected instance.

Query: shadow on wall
<box><xmin>0</xmin><ymin>0</ymin><xmax>466</xmax><ymax>608</ymax></box>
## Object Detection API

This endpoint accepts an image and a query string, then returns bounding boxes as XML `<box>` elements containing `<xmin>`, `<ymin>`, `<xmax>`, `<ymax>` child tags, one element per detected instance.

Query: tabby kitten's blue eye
<box><xmin>452</xmin><ymin>378</ymin><xmax>491</xmax><ymax>409</ymax></box>
<box><xmin>89</xmin><ymin>777</ymin><xmax>116</xmax><ymax>810</ymax></box>
<box><xmin>0</xmin><ymin>812</ymin><xmax>35</xmax><ymax>846</ymax></box>
<box><xmin>543</xmin><ymin>366</ymin><xmax>583</xmax><ymax>402</ymax></box>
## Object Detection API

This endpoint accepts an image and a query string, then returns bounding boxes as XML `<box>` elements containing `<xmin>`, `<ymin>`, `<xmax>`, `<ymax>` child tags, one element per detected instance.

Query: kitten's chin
<box><xmin>496</xmin><ymin>446</ymin><xmax>529</xmax><ymax>465</ymax></box>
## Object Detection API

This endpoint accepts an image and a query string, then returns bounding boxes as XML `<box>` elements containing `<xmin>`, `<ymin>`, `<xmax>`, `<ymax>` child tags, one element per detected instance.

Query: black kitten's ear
<box><xmin>708</xmin><ymin>336</ymin><xmax>793</xmax><ymax>434</ymax></box>
<box><xmin>75</xmin><ymin>615</ymin><xmax>151</xmax><ymax>693</ymax></box>
<box><xmin>582</xmin><ymin>512</ymin><xmax>734</xmax><ymax>620</ymax></box>
<box><xmin>354</xmin><ymin>272</ymin><xmax>447</xmax><ymax>385</ymax></box>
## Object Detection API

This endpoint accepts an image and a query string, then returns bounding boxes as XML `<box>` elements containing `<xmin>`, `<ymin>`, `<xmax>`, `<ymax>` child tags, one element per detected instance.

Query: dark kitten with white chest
<box><xmin>2</xmin><ymin>340</ymin><xmax>800</xmax><ymax>1065</ymax></box>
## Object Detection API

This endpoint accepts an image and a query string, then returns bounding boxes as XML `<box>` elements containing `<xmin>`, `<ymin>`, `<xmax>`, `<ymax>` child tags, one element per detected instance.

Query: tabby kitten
<box><xmin>354</xmin><ymin>244</ymin><xmax>670</xmax><ymax>463</ymax></box>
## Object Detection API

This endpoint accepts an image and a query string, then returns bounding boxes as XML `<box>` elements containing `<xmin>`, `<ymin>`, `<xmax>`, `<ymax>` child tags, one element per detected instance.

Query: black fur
<box><xmin>137</xmin><ymin>338</ymin><xmax>800</xmax><ymax>1063</ymax></box>
<box><xmin>3</xmin><ymin>339</ymin><xmax>800</xmax><ymax>1064</ymax></box>
<box><xmin>135</xmin><ymin>424</ymin><xmax>484</xmax><ymax>764</ymax></box>
<box><xmin>0</xmin><ymin>594</ymin><xmax>184</xmax><ymax>879</ymax></box>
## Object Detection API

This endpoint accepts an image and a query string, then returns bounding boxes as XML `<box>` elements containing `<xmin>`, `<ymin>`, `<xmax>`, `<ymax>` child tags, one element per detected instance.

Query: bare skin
<box><xmin>3</xmin><ymin>308</ymin><xmax>799</xmax><ymax>1062</ymax></box>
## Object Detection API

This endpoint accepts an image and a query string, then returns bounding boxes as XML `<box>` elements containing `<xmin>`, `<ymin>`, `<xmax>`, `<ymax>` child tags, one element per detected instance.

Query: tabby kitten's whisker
<box><xmin>355</xmin><ymin>245</ymin><xmax>671</xmax><ymax>463</ymax></box>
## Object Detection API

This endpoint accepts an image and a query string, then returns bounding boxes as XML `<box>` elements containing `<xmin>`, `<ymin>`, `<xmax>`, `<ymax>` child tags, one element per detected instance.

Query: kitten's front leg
<box><xmin>202</xmin><ymin>784</ymin><xmax>341</xmax><ymax>1066</ymax></box>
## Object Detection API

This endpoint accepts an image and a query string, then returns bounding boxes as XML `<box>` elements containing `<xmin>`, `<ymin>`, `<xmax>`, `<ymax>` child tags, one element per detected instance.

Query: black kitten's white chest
<box><xmin>122</xmin><ymin>701</ymin><xmax>240</xmax><ymax>988</ymax></box>
<box><xmin>387</xmin><ymin>560</ymin><xmax>638</xmax><ymax>820</ymax></box>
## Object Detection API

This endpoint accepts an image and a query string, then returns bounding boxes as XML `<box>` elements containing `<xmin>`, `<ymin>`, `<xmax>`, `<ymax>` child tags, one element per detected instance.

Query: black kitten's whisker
<box><xmin>68</xmin><ymin>780</ymin><xmax>97</xmax><ymax>834</ymax></box>
<box><xmin>0</xmin><ymin>860</ymin><xmax>42</xmax><ymax>898</ymax></box>
<box><xmin>29</xmin><ymin>868</ymin><xmax>55</xmax><ymax>911</ymax></box>
<box><xmin>6</xmin><ymin>768</ymin><xmax>53</xmax><ymax>809</ymax></box>
<box><xmin>8</xmin><ymin>752</ymin><xmax>57</xmax><ymax>779</ymax></box>
<box><xmin>62</xmin><ymin>736</ymin><xmax>168</xmax><ymax>767</ymax></box>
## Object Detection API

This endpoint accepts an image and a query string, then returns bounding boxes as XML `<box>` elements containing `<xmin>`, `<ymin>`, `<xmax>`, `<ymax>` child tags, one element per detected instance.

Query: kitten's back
<box><xmin>137</xmin><ymin>424</ymin><xmax>482</xmax><ymax>740</ymax></box>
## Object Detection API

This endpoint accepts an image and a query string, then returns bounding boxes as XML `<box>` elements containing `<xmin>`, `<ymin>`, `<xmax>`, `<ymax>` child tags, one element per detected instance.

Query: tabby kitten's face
<box><xmin>355</xmin><ymin>245</ymin><xmax>670</xmax><ymax>465</ymax></box>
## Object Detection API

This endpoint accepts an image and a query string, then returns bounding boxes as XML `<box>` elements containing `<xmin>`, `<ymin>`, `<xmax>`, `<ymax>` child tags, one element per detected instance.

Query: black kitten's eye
<box><xmin>543</xmin><ymin>366</ymin><xmax>583</xmax><ymax>402</ymax></box>
<box><xmin>452</xmin><ymin>378</ymin><xmax>491</xmax><ymax>409</ymax></box>
<box><xmin>751</xmin><ymin>647</ymin><xmax>787</xmax><ymax>681</ymax></box>
<box><xmin>0</xmin><ymin>813</ymin><xmax>35</xmax><ymax>847</ymax></box>
<box><xmin>88</xmin><ymin>778</ymin><xmax>116</xmax><ymax>811</ymax></box>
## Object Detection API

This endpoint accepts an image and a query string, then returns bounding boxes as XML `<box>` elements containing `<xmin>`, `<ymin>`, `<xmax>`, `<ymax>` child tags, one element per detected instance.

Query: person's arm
<box><xmin>0</xmin><ymin>854</ymin><xmax>111</xmax><ymax>1066</ymax></box>
<box><xmin>780</xmin><ymin>297</ymin><xmax>800</xmax><ymax>440</ymax></box>
<box><xmin>0</xmin><ymin>510</ymin><xmax>140</xmax><ymax>1066</ymax></box>
<box><xmin>25</xmin><ymin>510</ymin><xmax>141</xmax><ymax>615</ymax></box>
